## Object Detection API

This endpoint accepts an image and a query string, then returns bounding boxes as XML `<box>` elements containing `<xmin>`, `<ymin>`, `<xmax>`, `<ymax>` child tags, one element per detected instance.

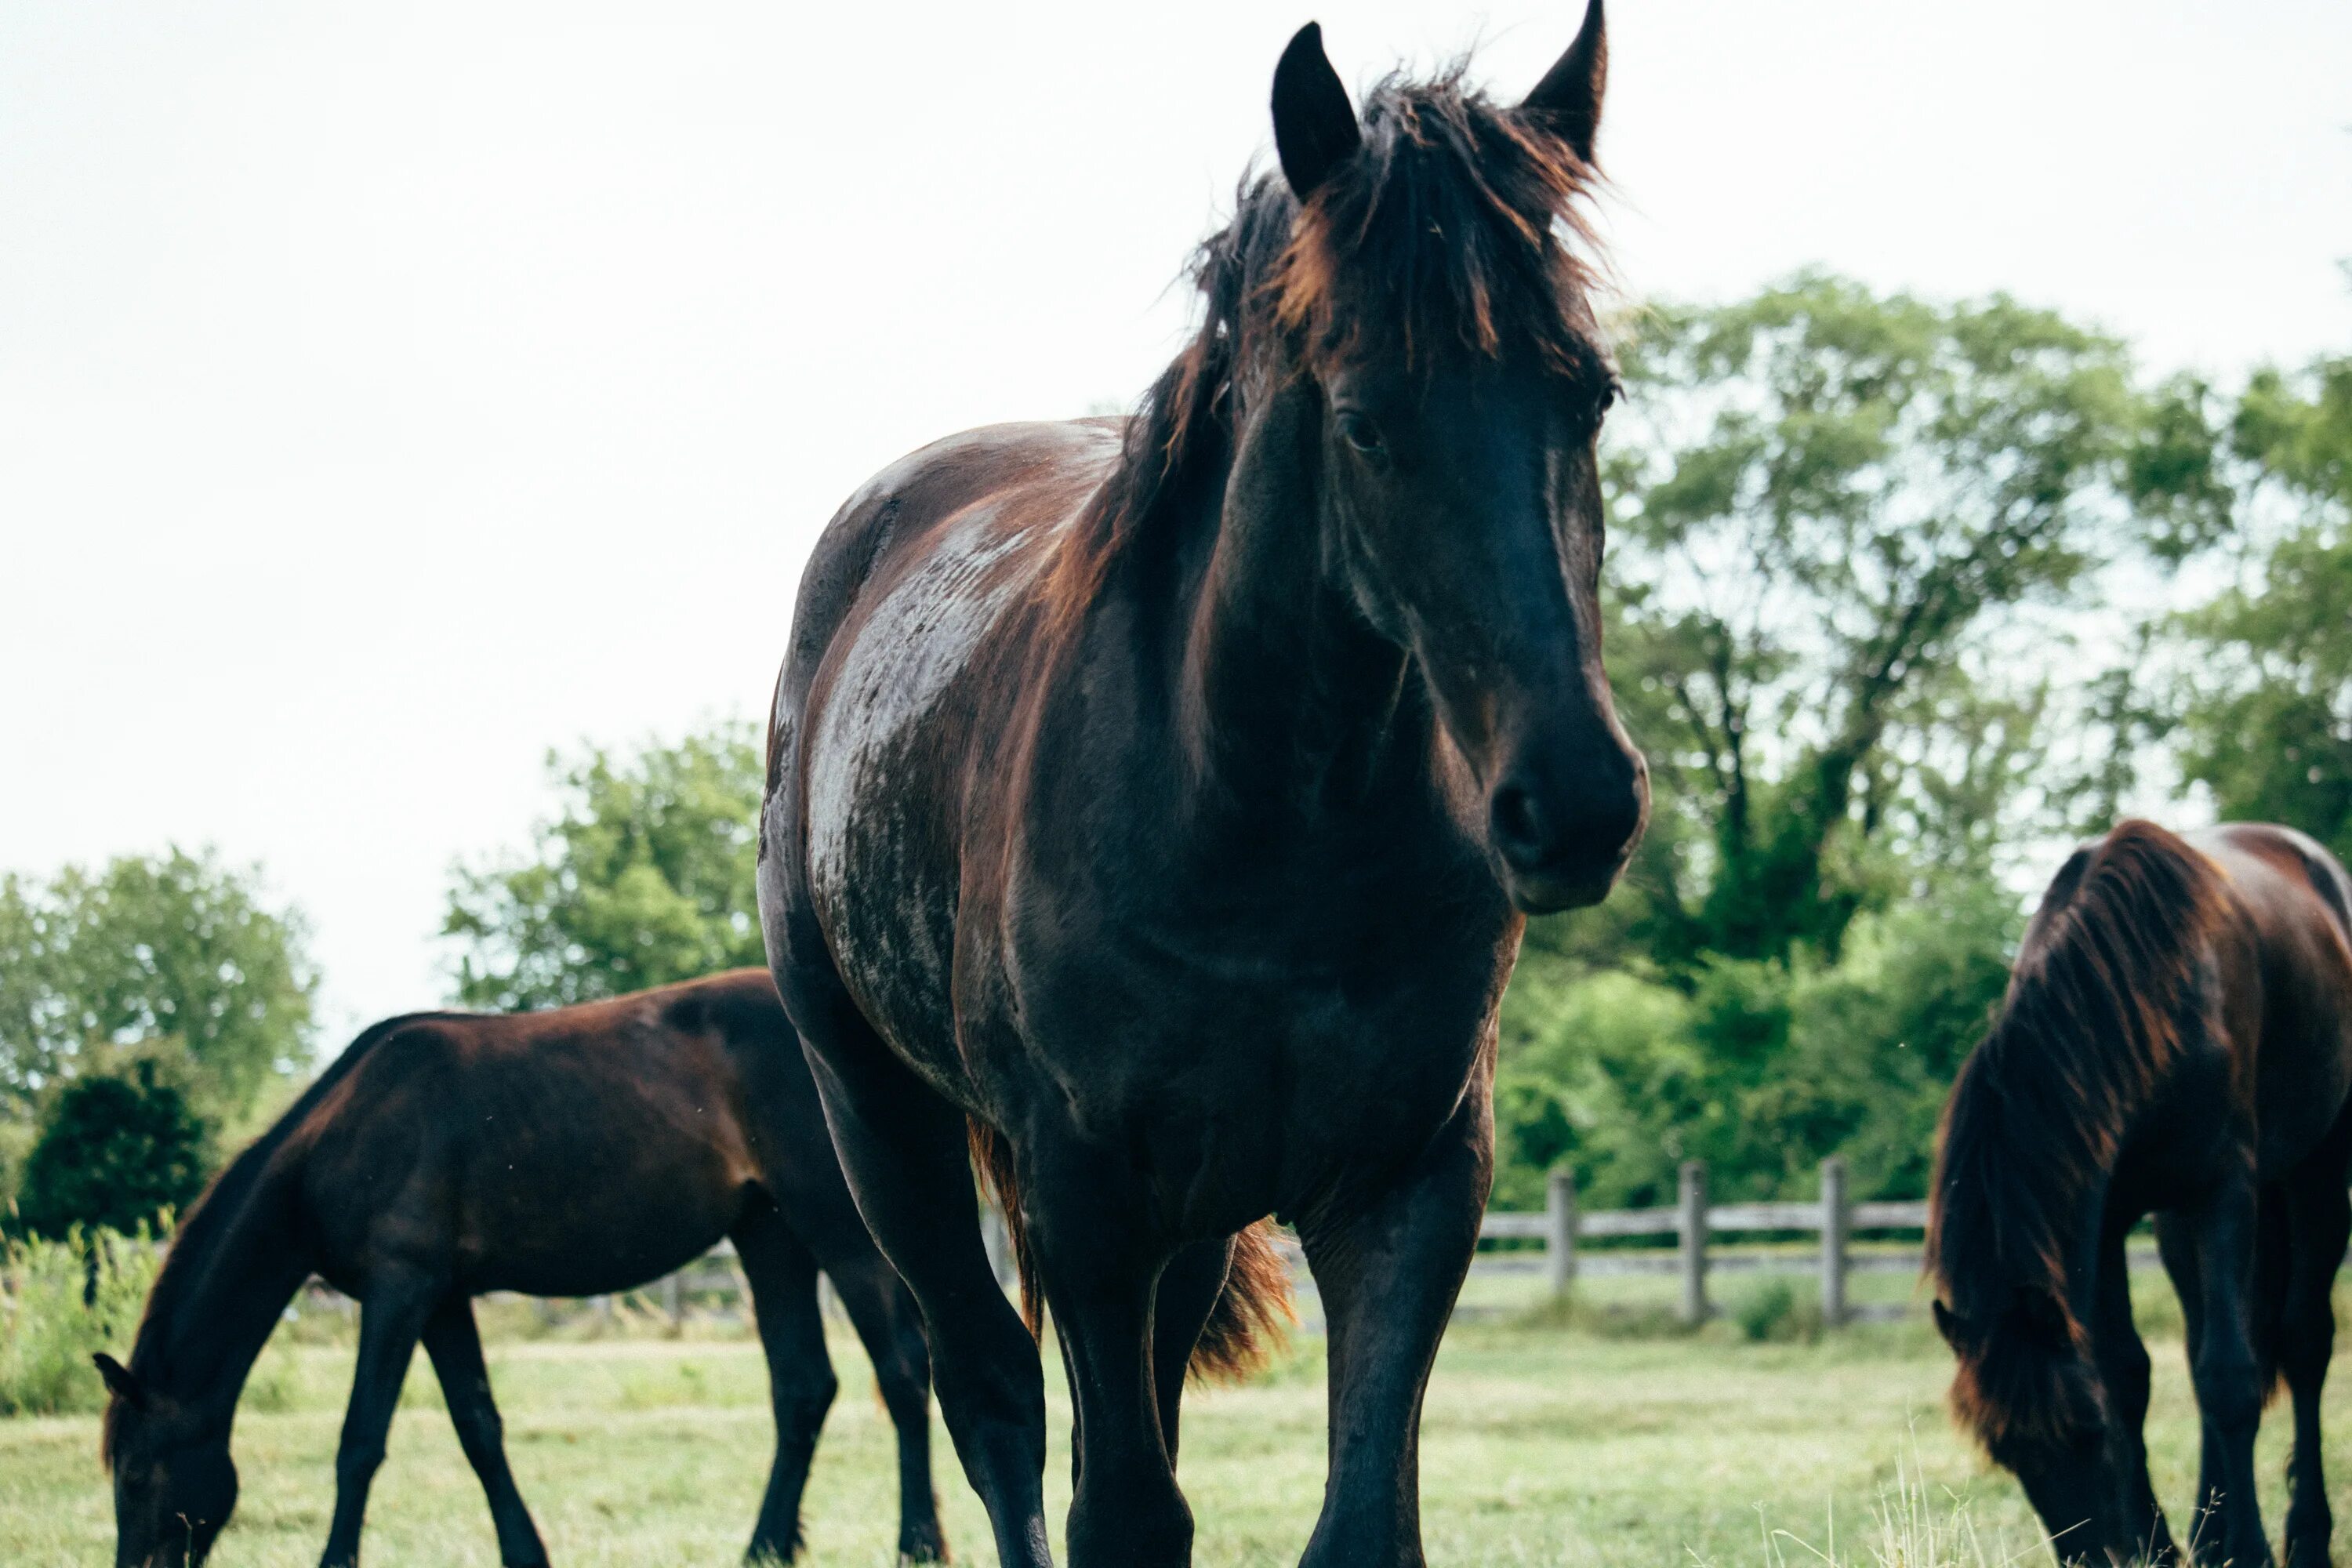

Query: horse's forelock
<box><xmin>1270</xmin><ymin>68</ymin><xmax>1606</xmax><ymax>376</ymax></box>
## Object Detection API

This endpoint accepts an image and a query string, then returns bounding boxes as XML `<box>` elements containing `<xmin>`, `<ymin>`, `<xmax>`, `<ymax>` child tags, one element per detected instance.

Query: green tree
<box><xmin>1598</xmin><ymin>272</ymin><xmax>2224</xmax><ymax>969</ymax></box>
<box><xmin>444</xmin><ymin>720</ymin><xmax>766</xmax><ymax>1010</ymax></box>
<box><xmin>0</xmin><ymin>850</ymin><xmax>317</xmax><ymax>1120</ymax></box>
<box><xmin>2173</xmin><ymin>354</ymin><xmax>2352</xmax><ymax>860</ymax></box>
<box><xmin>14</xmin><ymin>1053</ymin><xmax>214</xmax><ymax>1239</ymax></box>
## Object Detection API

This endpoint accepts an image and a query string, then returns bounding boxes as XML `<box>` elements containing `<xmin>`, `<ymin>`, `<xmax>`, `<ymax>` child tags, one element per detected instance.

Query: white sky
<box><xmin>4</xmin><ymin>1</ymin><xmax>2348</xmax><ymax>1045</ymax></box>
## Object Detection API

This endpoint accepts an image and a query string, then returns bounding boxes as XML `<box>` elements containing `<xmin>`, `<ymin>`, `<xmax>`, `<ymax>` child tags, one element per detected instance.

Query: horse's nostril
<box><xmin>1490</xmin><ymin>783</ymin><xmax>1548</xmax><ymax>866</ymax></box>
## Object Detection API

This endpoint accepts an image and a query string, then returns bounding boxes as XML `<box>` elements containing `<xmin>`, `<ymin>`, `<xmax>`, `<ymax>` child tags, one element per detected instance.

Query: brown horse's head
<box><xmin>1265</xmin><ymin>5</ymin><xmax>1646</xmax><ymax>911</ymax></box>
<box><xmin>1932</xmin><ymin>1291</ymin><xmax>2125</xmax><ymax>1563</ymax></box>
<box><xmin>96</xmin><ymin>1353</ymin><xmax>237</xmax><ymax>1568</ymax></box>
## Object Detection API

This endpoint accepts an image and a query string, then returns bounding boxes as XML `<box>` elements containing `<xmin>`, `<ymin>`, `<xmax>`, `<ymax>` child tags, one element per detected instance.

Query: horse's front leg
<box><xmin>1294</xmin><ymin>1087</ymin><xmax>1491</xmax><ymax>1568</ymax></box>
<box><xmin>2180</xmin><ymin>1178</ymin><xmax>2275</xmax><ymax>1568</ymax></box>
<box><xmin>2087</xmin><ymin>1231</ymin><xmax>2175</xmax><ymax>1565</ymax></box>
<box><xmin>420</xmin><ymin>1294</ymin><xmax>548</xmax><ymax>1568</ymax></box>
<box><xmin>1030</xmin><ymin>1151</ymin><xmax>1189</xmax><ymax>1567</ymax></box>
<box><xmin>789</xmin><ymin>994</ymin><xmax>1052</xmax><ymax>1567</ymax></box>
<box><xmin>320</xmin><ymin>1270</ymin><xmax>441</xmax><ymax>1568</ymax></box>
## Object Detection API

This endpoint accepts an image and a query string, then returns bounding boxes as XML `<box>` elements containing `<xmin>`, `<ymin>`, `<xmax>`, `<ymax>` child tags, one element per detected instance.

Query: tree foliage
<box><xmin>2172</xmin><ymin>354</ymin><xmax>2352</xmax><ymax>862</ymax></box>
<box><xmin>1598</xmin><ymin>273</ymin><xmax>2223</xmax><ymax>969</ymax></box>
<box><xmin>444</xmin><ymin>721</ymin><xmax>766</xmax><ymax>1010</ymax></box>
<box><xmin>1492</xmin><ymin>274</ymin><xmax>2236</xmax><ymax>1208</ymax></box>
<box><xmin>13</xmin><ymin>1053</ymin><xmax>214</xmax><ymax>1240</ymax></box>
<box><xmin>0</xmin><ymin>849</ymin><xmax>317</xmax><ymax>1120</ymax></box>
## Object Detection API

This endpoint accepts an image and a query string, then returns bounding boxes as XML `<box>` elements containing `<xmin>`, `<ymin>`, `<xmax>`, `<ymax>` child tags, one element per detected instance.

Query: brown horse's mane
<box><xmin>1927</xmin><ymin>820</ymin><xmax>2228</xmax><ymax>1449</ymax></box>
<box><xmin>1073</xmin><ymin>63</ymin><xmax>1609</xmax><ymax>588</ymax></box>
<box><xmin>101</xmin><ymin>1011</ymin><xmax>459</xmax><ymax>1468</ymax></box>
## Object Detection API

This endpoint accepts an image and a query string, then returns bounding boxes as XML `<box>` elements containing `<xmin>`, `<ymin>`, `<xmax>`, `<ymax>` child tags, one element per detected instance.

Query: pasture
<box><xmin>9</xmin><ymin>1277</ymin><xmax>2347</xmax><ymax>1567</ymax></box>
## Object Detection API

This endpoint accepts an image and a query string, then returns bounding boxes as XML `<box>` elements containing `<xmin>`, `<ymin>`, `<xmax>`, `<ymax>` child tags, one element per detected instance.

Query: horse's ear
<box><xmin>1272</xmin><ymin>22</ymin><xmax>1360</xmax><ymax>201</ymax></box>
<box><xmin>1930</xmin><ymin>1299</ymin><xmax>1962</xmax><ymax>1347</ymax></box>
<box><xmin>93</xmin><ymin>1352</ymin><xmax>145</xmax><ymax>1406</ymax></box>
<box><xmin>1521</xmin><ymin>0</ymin><xmax>1607</xmax><ymax>165</ymax></box>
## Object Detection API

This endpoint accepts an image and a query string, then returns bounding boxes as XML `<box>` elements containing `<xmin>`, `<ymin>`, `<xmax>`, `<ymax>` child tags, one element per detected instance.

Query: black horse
<box><xmin>1931</xmin><ymin>822</ymin><xmax>2352</xmax><ymax>1567</ymax></box>
<box><xmin>757</xmin><ymin>8</ymin><xmax>1645</xmax><ymax>1564</ymax></box>
<box><xmin>95</xmin><ymin>970</ymin><xmax>944</xmax><ymax>1568</ymax></box>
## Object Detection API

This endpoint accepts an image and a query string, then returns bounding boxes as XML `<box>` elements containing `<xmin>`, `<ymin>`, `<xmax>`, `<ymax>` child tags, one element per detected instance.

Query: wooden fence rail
<box><xmin>1474</xmin><ymin>1156</ymin><xmax>1930</xmax><ymax>1327</ymax></box>
<box><xmin>299</xmin><ymin>1160</ymin><xmax>1935</xmax><ymax>1332</ymax></box>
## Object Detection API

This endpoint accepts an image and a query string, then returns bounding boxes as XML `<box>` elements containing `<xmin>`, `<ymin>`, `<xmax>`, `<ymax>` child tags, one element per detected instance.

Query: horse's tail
<box><xmin>966</xmin><ymin>1118</ymin><xmax>1294</xmax><ymax>1382</ymax></box>
<box><xmin>1185</xmin><ymin>1218</ymin><xmax>1294</xmax><ymax>1385</ymax></box>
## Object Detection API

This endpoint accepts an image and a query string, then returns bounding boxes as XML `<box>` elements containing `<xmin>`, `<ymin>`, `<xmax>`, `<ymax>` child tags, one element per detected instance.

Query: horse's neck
<box><xmin>135</xmin><ymin>1161</ymin><xmax>311</xmax><ymax>1427</ymax></box>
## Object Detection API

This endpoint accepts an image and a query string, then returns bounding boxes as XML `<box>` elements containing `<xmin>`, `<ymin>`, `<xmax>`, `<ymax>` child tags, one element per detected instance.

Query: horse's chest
<box><xmin>996</xmin><ymin>916</ymin><xmax>1509</xmax><ymax>1211</ymax></box>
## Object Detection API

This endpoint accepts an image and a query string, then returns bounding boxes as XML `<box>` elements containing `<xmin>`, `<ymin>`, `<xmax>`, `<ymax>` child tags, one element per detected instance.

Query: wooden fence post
<box><xmin>1545</xmin><ymin>1167</ymin><xmax>1578</xmax><ymax>1298</ymax></box>
<box><xmin>661</xmin><ymin>1271</ymin><xmax>682</xmax><ymax>1330</ymax></box>
<box><xmin>1678</xmin><ymin>1160</ymin><xmax>1708</xmax><ymax>1326</ymax></box>
<box><xmin>1820</xmin><ymin>1156</ymin><xmax>1849</xmax><ymax>1327</ymax></box>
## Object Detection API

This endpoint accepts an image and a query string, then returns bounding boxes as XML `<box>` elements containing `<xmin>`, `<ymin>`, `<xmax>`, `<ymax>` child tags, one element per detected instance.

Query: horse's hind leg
<box><xmin>789</xmin><ymin>1005</ymin><xmax>1051</xmax><ymax>1567</ymax></box>
<box><xmin>826</xmin><ymin>1248</ymin><xmax>948</xmax><ymax>1564</ymax></box>
<box><xmin>1151</xmin><ymin>1236</ymin><xmax>1235</xmax><ymax>1466</ymax></box>
<box><xmin>320</xmin><ymin>1271</ymin><xmax>441</xmax><ymax>1568</ymax></box>
<box><xmin>735</xmin><ymin>1206</ymin><xmax>838</xmax><ymax>1563</ymax></box>
<box><xmin>2280</xmin><ymin>1157</ymin><xmax>2352</xmax><ymax>1568</ymax></box>
<box><xmin>422</xmin><ymin>1294</ymin><xmax>548</xmax><ymax>1568</ymax></box>
<box><xmin>1294</xmin><ymin>1087</ymin><xmax>1490</xmax><ymax>1568</ymax></box>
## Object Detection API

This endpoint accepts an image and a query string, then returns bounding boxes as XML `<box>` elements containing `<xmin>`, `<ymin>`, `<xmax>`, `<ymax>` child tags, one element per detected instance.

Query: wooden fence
<box><xmin>307</xmin><ymin>1159</ymin><xmax>1932</xmax><ymax>1332</ymax></box>
<box><xmin>1473</xmin><ymin>1156</ymin><xmax>1928</xmax><ymax>1327</ymax></box>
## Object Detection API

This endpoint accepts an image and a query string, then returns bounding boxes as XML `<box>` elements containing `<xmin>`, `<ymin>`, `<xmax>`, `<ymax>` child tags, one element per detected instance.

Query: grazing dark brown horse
<box><xmin>1929</xmin><ymin>821</ymin><xmax>2352</xmax><ymax>1568</ymax></box>
<box><xmin>757</xmin><ymin>9</ymin><xmax>1645</xmax><ymax>1565</ymax></box>
<box><xmin>93</xmin><ymin>970</ymin><xmax>945</xmax><ymax>1568</ymax></box>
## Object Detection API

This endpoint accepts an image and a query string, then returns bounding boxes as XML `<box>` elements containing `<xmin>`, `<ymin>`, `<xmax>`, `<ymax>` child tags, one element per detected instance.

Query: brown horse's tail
<box><xmin>967</xmin><ymin>1119</ymin><xmax>1294</xmax><ymax>1383</ymax></box>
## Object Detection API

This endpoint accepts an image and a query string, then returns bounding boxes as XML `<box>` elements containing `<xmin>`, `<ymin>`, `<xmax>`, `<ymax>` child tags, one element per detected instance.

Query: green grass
<box><xmin>0</xmin><ymin>1290</ymin><xmax>2337</xmax><ymax>1566</ymax></box>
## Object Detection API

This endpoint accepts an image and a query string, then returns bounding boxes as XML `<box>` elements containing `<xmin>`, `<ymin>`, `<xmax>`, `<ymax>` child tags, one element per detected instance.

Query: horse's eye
<box><xmin>1336</xmin><ymin>411</ymin><xmax>1386</xmax><ymax>456</ymax></box>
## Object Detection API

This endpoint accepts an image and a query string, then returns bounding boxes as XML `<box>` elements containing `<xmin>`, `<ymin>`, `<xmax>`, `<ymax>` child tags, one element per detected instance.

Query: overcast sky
<box><xmin>5</xmin><ymin>0</ymin><xmax>2348</xmax><ymax>1044</ymax></box>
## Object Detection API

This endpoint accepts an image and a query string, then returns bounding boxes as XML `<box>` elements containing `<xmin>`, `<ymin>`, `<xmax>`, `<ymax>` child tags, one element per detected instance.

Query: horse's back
<box><xmin>2190</xmin><ymin>823</ymin><xmax>2352</xmax><ymax>1171</ymax></box>
<box><xmin>291</xmin><ymin>973</ymin><xmax>840</xmax><ymax>1295</ymax></box>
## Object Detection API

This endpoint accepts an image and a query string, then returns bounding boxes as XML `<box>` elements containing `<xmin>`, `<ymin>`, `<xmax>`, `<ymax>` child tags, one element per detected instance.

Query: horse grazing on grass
<box><xmin>757</xmin><ymin>9</ymin><xmax>1645</xmax><ymax>1564</ymax></box>
<box><xmin>1929</xmin><ymin>821</ymin><xmax>2352</xmax><ymax>1568</ymax></box>
<box><xmin>93</xmin><ymin>970</ymin><xmax>945</xmax><ymax>1568</ymax></box>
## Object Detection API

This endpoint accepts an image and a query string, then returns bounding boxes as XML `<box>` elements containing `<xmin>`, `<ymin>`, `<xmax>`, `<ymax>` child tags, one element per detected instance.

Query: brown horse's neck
<box><xmin>128</xmin><ymin>1138</ymin><xmax>313</xmax><ymax>1432</ymax></box>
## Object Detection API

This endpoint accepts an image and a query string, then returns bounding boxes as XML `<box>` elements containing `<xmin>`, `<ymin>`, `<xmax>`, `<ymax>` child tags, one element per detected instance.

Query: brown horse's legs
<box><xmin>2088</xmin><ymin>1232</ymin><xmax>2175</xmax><ymax>1565</ymax></box>
<box><xmin>1295</xmin><ymin>1092</ymin><xmax>1490</xmax><ymax>1568</ymax></box>
<box><xmin>421</xmin><ymin>1294</ymin><xmax>547</xmax><ymax>1568</ymax></box>
<box><xmin>797</xmin><ymin>1020</ymin><xmax>1052</xmax><ymax>1566</ymax></box>
<box><xmin>1151</xmin><ymin>1237</ymin><xmax>1235</xmax><ymax>1466</ymax></box>
<box><xmin>320</xmin><ymin>1272</ymin><xmax>440</xmax><ymax>1568</ymax></box>
<box><xmin>735</xmin><ymin>1208</ymin><xmax>838</xmax><ymax>1564</ymax></box>
<box><xmin>2178</xmin><ymin>1180</ymin><xmax>2275</xmax><ymax>1568</ymax></box>
<box><xmin>1030</xmin><ymin>1175</ymin><xmax>1189</xmax><ymax>1568</ymax></box>
<box><xmin>827</xmin><ymin>1250</ymin><xmax>949</xmax><ymax>1565</ymax></box>
<box><xmin>2279</xmin><ymin>1163</ymin><xmax>2350</xmax><ymax>1568</ymax></box>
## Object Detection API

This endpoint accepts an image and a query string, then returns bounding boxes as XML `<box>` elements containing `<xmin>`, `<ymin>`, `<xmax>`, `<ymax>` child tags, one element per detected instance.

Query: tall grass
<box><xmin>0</xmin><ymin>1225</ymin><xmax>159</xmax><ymax>1415</ymax></box>
<box><xmin>1740</xmin><ymin>1427</ymin><xmax>2056</xmax><ymax>1568</ymax></box>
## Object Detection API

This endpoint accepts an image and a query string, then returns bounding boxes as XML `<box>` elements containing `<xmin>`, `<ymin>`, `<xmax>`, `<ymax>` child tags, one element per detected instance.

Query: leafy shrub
<box><xmin>16</xmin><ymin>1055</ymin><xmax>213</xmax><ymax>1240</ymax></box>
<box><xmin>0</xmin><ymin>1226</ymin><xmax>159</xmax><ymax>1415</ymax></box>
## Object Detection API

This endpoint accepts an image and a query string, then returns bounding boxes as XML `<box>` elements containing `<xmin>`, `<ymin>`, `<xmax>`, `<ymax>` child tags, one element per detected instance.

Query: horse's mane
<box><xmin>1073</xmin><ymin>62</ymin><xmax>1608</xmax><ymax>585</ymax></box>
<box><xmin>102</xmin><ymin>1011</ymin><xmax>457</xmax><ymax>1465</ymax></box>
<box><xmin>1927</xmin><ymin>820</ymin><xmax>2227</xmax><ymax>1449</ymax></box>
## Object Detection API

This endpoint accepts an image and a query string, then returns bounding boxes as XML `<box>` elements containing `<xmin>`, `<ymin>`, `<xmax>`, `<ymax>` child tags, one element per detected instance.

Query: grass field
<box><xmin>2</xmin><ymin>1276</ymin><xmax>2342</xmax><ymax>1566</ymax></box>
